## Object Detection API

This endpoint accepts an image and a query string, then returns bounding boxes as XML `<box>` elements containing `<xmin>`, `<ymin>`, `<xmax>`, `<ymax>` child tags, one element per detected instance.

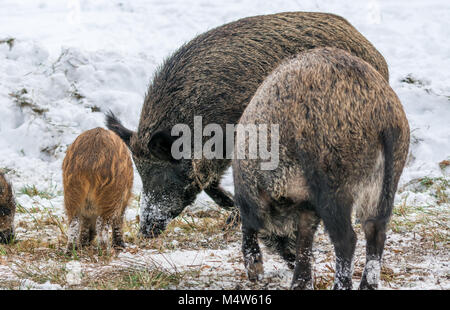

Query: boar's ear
<box><xmin>105</xmin><ymin>110</ymin><xmax>135</xmax><ymax>147</ymax></box>
<box><xmin>148</xmin><ymin>130</ymin><xmax>179</xmax><ymax>164</ymax></box>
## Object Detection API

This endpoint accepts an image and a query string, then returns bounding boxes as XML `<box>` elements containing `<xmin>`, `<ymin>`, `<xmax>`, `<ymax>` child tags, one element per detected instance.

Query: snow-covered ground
<box><xmin>0</xmin><ymin>0</ymin><xmax>448</xmax><ymax>290</ymax></box>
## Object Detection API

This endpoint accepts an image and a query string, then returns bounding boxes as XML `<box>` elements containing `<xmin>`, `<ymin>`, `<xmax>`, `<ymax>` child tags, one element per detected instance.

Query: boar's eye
<box><xmin>148</xmin><ymin>129</ymin><xmax>181</xmax><ymax>164</ymax></box>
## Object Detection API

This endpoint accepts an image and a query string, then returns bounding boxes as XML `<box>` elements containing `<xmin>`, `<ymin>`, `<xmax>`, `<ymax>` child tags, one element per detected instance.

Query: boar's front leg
<box><xmin>204</xmin><ymin>181</ymin><xmax>240</xmax><ymax>226</ymax></box>
<box><xmin>204</xmin><ymin>180</ymin><xmax>234</xmax><ymax>210</ymax></box>
<box><xmin>242</xmin><ymin>226</ymin><xmax>264</xmax><ymax>282</ymax></box>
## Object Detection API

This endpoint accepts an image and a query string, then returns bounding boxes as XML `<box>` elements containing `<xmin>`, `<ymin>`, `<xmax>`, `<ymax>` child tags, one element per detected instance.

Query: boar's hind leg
<box><xmin>204</xmin><ymin>181</ymin><xmax>240</xmax><ymax>227</ymax></box>
<box><xmin>360</xmin><ymin>130</ymin><xmax>399</xmax><ymax>290</ymax></box>
<box><xmin>291</xmin><ymin>209</ymin><xmax>320</xmax><ymax>290</ymax></box>
<box><xmin>359</xmin><ymin>218</ymin><xmax>388</xmax><ymax>290</ymax></box>
<box><xmin>242</xmin><ymin>226</ymin><xmax>264</xmax><ymax>282</ymax></box>
<box><xmin>319</xmin><ymin>195</ymin><xmax>356</xmax><ymax>290</ymax></box>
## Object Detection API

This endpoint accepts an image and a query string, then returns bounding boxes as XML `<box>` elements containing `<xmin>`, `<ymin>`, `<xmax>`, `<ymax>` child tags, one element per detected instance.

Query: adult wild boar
<box><xmin>106</xmin><ymin>12</ymin><xmax>390</xmax><ymax>238</ymax></box>
<box><xmin>232</xmin><ymin>47</ymin><xmax>409</xmax><ymax>290</ymax></box>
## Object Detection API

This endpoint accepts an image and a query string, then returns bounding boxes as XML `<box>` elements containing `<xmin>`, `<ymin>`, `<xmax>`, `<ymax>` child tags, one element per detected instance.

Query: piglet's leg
<box><xmin>112</xmin><ymin>215</ymin><xmax>126</xmax><ymax>249</ymax></box>
<box><xmin>66</xmin><ymin>215</ymin><xmax>81</xmax><ymax>254</ymax></box>
<box><xmin>96</xmin><ymin>216</ymin><xmax>110</xmax><ymax>253</ymax></box>
<box><xmin>80</xmin><ymin>216</ymin><xmax>96</xmax><ymax>247</ymax></box>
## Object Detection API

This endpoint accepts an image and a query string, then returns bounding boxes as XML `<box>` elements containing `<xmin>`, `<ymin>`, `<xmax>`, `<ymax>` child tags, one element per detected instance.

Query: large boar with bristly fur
<box><xmin>106</xmin><ymin>12</ymin><xmax>390</xmax><ymax>238</ymax></box>
<box><xmin>232</xmin><ymin>47</ymin><xmax>409</xmax><ymax>290</ymax></box>
<box><xmin>62</xmin><ymin>128</ymin><xmax>133</xmax><ymax>252</ymax></box>
<box><xmin>0</xmin><ymin>172</ymin><xmax>15</xmax><ymax>243</ymax></box>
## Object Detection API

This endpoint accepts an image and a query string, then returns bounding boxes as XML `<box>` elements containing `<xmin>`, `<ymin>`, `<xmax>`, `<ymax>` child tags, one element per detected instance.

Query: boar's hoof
<box><xmin>359</xmin><ymin>260</ymin><xmax>381</xmax><ymax>290</ymax></box>
<box><xmin>113</xmin><ymin>240</ymin><xmax>126</xmax><ymax>250</ymax></box>
<box><xmin>359</xmin><ymin>281</ymin><xmax>378</xmax><ymax>290</ymax></box>
<box><xmin>65</xmin><ymin>244</ymin><xmax>79</xmax><ymax>256</ymax></box>
<box><xmin>291</xmin><ymin>278</ymin><xmax>314</xmax><ymax>290</ymax></box>
<box><xmin>359</xmin><ymin>275</ymin><xmax>379</xmax><ymax>290</ymax></box>
<box><xmin>245</xmin><ymin>253</ymin><xmax>264</xmax><ymax>282</ymax></box>
<box><xmin>333</xmin><ymin>277</ymin><xmax>353</xmax><ymax>290</ymax></box>
<box><xmin>0</xmin><ymin>229</ymin><xmax>14</xmax><ymax>244</ymax></box>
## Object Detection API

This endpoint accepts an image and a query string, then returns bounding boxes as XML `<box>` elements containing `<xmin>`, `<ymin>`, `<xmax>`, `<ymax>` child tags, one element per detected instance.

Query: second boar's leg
<box><xmin>112</xmin><ymin>214</ymin><xmax>126</xmax><ymax>249</ymax></box>
<box><xmin>259</xmin><ymin>234</ymin><xmax>296</xmax><ymax>269</ymax></box>
<box><xmin>291</xmin><ymin>209</ymin><xmax>320</xmax><ymax>290</ymax></box>
<box><xmin>204</xmin><ymin>181</ymin><xmax>234</xmax><ymax>210</ymax></box>
<box><xmin>204</xmin><ymin>181</ymin><xmax>240</xmax><ymax>226</ymax></box>
<box><xmin>242</xmin><ymin>226</ymin><xmax>264</xmax><ymax>282</ymax></box>
<box><xmin>318</xmin><ymin>195</ymin><xmax>356</xmax><ymax>290</ymax></box>
<box><xmin>359</xmin><ymin>218</ymin><xmax>388</xmax><ymax>290</ymax></box>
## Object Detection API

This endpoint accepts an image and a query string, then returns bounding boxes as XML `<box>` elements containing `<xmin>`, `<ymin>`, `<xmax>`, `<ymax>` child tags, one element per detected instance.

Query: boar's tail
<box><xmin>375</xmin><ymin>128</ymin><xmax>399</xmax><ymax>221</ymax></box>
<box><xmin>105</xmin><ymin>110</ymin><xmax>134</xmax><ymax>146</ymax></box>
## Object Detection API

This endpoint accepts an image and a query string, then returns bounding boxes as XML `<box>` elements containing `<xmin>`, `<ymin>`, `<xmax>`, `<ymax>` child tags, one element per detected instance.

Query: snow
<box><xmin>0</xmin><ymin>0</ymin><xmax>448</xmax><ymax>290</ymax></box>
<box><xmin>1</xmin><ymin>0</ymin><xmax>449</xmax><ymax>196</ymax></box>
<box><xmin>65</xmin><ymin>261</ymin><xmax>82</xmax><ymax>286</ymax></box>
<box><xmin>20</xmin><ymin>279</ymin><xmax>63</xmax><ymax>290</ymax></box>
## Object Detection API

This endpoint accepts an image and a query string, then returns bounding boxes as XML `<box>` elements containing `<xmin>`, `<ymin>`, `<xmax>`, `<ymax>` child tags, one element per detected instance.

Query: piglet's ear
<box><xmin>148</xmin><ymin>130</ymin><xmax>179</xmax><ymax>164</ymax></box>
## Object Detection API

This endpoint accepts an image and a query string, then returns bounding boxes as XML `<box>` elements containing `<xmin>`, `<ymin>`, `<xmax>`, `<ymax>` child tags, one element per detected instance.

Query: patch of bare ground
<box><xmin>0</xmin><ymin>194</ymin><xmax>448</xmax><ymax>289</ymax></box>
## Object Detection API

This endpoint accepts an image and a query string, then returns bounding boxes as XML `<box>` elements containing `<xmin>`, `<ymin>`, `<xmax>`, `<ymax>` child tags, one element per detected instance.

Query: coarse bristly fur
<box><xmin>106</xmin><ymin>11</ymin><xmax>390</xmax><ymax>238</ymax></box>
<box><xmin>232</xmin><ymin>47</ymin><xmax>410</xmax><ymax>290</ymax></box>
<box><xmin>62</xmin><ymin>128</ymin><xmax>133</xmax><ymax>253</ymax></box>
<box><xmin>0</xmin><ymin>172</ymin><xmax>16</xmax><ymax>243</ymax></box>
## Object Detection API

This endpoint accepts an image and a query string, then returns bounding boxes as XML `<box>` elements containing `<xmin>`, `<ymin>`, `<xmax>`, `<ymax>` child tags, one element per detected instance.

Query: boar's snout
<box><xmin>139</xmin><ymin>218</ymin><xmax>167</xmax><ymax>238</ymax></box>
<box><xmin>138</xmin><ymin>193</ymin><xmax>179</xmax><ymax>239</ymax></box>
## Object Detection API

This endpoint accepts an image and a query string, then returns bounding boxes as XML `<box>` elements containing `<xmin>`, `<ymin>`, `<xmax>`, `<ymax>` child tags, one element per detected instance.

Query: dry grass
<box><xmin>0</xmin><ymin>182</ymin><xmax>448</xmax><ymax>290</ymax></box>
<box><xmin>9</xmin><ymin>88</ymin><xmax>49</xmax><ymax>115</ymax></box>
<box><xmin>0</xmin><ymin>37</ymin><xmax>15</xmax><ymax>49</ymax></box>
<box><xmin>19</xmin><ymin>185</ymin><xmax>58</xmax><ymax>200</ymax></box>
<box><xmin>439</xmin><ymin>159</ymin><xmax>450</xmax><ymax>170</ymax></box>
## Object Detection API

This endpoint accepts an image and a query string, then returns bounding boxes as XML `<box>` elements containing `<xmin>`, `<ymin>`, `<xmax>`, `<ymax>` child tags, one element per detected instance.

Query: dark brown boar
<box><xmin>106</xmin><ymin>11</ymin><xmax>390</xmax><ymax>238</ymax></box>
<box><xmin>232</xmin><ymin>47</ymin><xmax>409</xmax><ymax>290</ymax></box>
<box><xmin>62</xmin><ymin>128</ymin><xmax>133</xmax><ymax>252</ymax></box>
<box><xmin>0</xmin><ymin>172</ymin><xmax>15</xmax><ymax>243</ymax></box>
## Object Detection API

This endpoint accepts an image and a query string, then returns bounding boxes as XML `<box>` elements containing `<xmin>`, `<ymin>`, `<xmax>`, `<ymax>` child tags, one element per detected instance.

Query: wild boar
<box><xmin>106</xmin><ymin>12</ymin><xmax>390</xmax><ymax>238</ymax></box>
<box><xmin>0</xmin><ymin>172</ymin><xmax>15</xmax><ymax>244</ymax></box>
<box><xmin>62</xmin><ymin>128</ymin><xmax>133</xmax><ymax>252</ymax></box>
<box><xmin>232</xmin><ymin>47</ymin><xmax>409</xmax><ymax>290</ymax></box>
